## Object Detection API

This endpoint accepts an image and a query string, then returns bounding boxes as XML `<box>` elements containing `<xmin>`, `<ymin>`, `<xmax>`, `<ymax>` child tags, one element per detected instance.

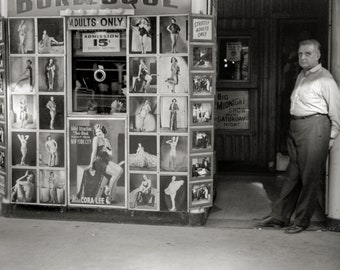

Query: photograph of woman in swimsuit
<box><xmin>129</xmin><ymin>17</ymin><xmax>156</xmax><ymax>54</ymax></box>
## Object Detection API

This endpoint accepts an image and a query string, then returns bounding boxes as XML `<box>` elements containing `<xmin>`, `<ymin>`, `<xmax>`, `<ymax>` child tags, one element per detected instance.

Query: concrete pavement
<box><xmin>0</xmin><ymin>217</ymin><xmax>340</xmax><ymax>270</ymax></box>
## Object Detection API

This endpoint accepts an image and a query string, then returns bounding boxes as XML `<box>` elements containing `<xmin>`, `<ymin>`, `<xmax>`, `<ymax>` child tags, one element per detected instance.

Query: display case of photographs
<box><xmin>68</xmin><ymin>118</ymin><xmax>127</xmax><ymax>208</ymax></box>
<box><xmin>8</xmin><ymin>17</ymin><xmax>66</xmax><ymax>206</ymax></box>
<box><xmin>0</xmin><ymin>18</ymin><xmax>7</xmax><ymax>199</ymax></box>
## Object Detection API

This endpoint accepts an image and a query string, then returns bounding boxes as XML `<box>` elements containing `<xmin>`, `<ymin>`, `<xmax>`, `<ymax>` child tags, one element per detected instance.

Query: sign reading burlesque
<box><xmin>68</xmin><ymin>118</ymin><xmax>126</xmax><ymax>207</ymax></box>
<box><xmin>9</xmin><ymin>0</ymin><xmax>190</xmax><ymax>17</ymax></box>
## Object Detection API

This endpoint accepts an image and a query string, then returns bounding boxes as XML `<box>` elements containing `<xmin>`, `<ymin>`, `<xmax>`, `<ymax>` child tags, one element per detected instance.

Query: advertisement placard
<box><xmin>215</xmin><ymin>91</ymin><xmax>250</xmax><ymax>129</ymax></box>
<box><xmin>69</xmin><ymin>118</ymin><xmax>126</xmax><ymax>208</ymax></box>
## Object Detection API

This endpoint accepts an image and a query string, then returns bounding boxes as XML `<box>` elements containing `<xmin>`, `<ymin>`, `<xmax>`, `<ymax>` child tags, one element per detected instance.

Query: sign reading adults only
<box><xmin>67</xmin><ymin>16</ymin><xmax>126</xmax><ymax>30</ymax></box>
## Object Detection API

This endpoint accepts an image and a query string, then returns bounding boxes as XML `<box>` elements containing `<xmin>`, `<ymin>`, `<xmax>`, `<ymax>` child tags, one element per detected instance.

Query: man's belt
<box><xmin>290</xmin><ymin>113</ymin><xmax>327</xmax><ymax>120</ymax></box>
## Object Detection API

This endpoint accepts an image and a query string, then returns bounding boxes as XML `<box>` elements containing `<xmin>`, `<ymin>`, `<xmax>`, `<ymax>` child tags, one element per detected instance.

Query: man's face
<box><xmin>298</xmin><ymin>44</ymin><xmax>320</xmax><ymax>71</ymax></box>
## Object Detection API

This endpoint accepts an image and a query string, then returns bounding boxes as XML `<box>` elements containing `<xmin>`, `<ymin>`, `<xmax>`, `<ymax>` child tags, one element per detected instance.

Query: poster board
<box><xmin>215</xmin><ymin>90</ymin><xmax>250</xmax><ymax>129</ymax></box>
<box><xmin>68</xmin><ymin>118</ymin><xmax>127</xmax><ymax>208</ymax></box>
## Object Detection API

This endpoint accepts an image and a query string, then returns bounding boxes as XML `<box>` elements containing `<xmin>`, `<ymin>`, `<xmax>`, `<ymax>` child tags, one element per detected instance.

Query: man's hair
<box><xmin>299</xmin><ymin>39</ymin><xmax>321</xmax><ymax>54</ymax></box>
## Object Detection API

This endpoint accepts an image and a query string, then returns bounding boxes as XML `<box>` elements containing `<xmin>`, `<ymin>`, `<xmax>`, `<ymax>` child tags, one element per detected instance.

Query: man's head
<box><xmin>298</xmin><ymin>39</ymin><xmax>321</xmax><ymax>71</ymax></box>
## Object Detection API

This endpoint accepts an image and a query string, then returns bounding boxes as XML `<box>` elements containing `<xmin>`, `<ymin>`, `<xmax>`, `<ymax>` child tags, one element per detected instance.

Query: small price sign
<box><xmin>82</xmin><ymin>32</ymin><xmax>120</xmax><ymax>53</ymax></box>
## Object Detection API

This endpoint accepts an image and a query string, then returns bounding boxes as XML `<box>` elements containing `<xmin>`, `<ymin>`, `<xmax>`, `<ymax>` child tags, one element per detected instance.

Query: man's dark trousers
<box><xmin>272</xmin><ymin>115</ymin><xmax>330</xmax><ymax>227</ymax></box>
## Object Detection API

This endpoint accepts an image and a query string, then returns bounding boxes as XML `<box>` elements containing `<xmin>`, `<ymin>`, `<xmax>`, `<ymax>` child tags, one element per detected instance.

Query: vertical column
<box><xmin>328</xmin><ymin>0</ymin><xmax>340</xmax><ymax>231</ymax></box>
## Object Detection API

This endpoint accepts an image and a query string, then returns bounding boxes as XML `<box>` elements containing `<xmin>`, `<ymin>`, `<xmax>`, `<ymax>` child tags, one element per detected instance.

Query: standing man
<box><xmin>256</xmin><ymin>39</ymin><xmax>340</xmax><ymax>233</ymax></box>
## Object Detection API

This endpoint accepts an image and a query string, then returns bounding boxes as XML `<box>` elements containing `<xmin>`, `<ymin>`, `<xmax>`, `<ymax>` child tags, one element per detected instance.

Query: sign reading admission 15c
<box><xmin>82</xmin><ymin>32</ymin><xmax>120</xmax><ymax>52</ymax></box>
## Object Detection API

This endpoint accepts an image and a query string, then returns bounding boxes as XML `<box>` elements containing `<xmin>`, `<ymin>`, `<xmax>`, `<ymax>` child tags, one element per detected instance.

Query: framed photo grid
<box><xmin>6</xmin><ymin>12</ymin><xmax>217</xmax><ymax>211</ymax></box>
<box><xmin>8</xmin><ymin>17</ymin><xmax>66</xmax><ymax>206</ymax></box>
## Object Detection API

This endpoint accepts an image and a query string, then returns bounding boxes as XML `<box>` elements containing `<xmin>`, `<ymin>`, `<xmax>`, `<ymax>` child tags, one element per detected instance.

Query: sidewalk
<box><xmin>0</xmin><ymin>217</ymin><xmax>339</xmax><ymax>270</ymax></box>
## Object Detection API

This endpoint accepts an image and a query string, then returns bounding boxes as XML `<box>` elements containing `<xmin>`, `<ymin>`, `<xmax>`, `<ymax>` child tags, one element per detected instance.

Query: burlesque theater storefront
<box><xmin>0</xmin><ymin>0</ymin><xmax>217</xmax><ymax>225</ymax></box>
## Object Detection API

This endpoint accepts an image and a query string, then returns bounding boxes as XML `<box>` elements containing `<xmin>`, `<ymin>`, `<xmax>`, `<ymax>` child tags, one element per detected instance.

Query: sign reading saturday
<box><xmin>82</xmin><ymin>32</ymin><xmax>120</xmax><ymax>52</ymax></box>
<box><xmin>215</xmin><ymin>91</ymin><xmax>249</xmax><ymax>129</ymax></box>
<box><xmin>68</xmin><ymin>16</ymin><xmax>126</xmax><ymax>30</ymax></box>
<box><xmin>192</xmin><ymin>18</ymin><xmax>212</xmax><ymax>40</ymax></box>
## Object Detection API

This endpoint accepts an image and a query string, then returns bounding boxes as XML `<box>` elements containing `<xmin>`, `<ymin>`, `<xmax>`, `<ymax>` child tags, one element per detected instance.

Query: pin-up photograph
<box><xmin>160</xmin><ymin>96</ymin><xmax>188</xmax><ymax>133</ymax></box>
<box><xmin>11</xmin><ymin>131</ymin><xmax>36</xmax><ymax>167</ymax></box>
<box><xmin>11</xmin><ymin>95</ymin><xmax>37</xmax><ymax>129</ymax></box>
<box><xmin>190</xmin><ymin>180</ymin><xmax>213</xmax><ymax>208</ymax></box>
<box><xmin>39</xmin><ymin>170</ymin><xmax>66</xmax><ymax>205</ymax></box>
<box><xmin>39</xmin><ymin>132</ymin><xmax>64</xmax><ymax>168</ymax></box>
<box><xmin>192</xmin><ymin>45</ymin><xmax>214</xmax><ymax>70</ymax></box>
<box><xmin>0</xmin><ymin>72</ymin><xmax>4</xmax><ymax>94</ymax></box>
<box><xmin>191</xmin><ymin>155</ymin><xmax>213</xmax><ymax>181</ymax></box>
<box><xmin>9</xmin><ymin>18</ymin><xmax>35</xmax><ymax>54</ymax></box>
<box><xmin>37</xmin><ymin>18</ymin><xmax>64</xmax><ymax>54</ymax></box>
<box><xmin>0</xmin><ymin>97</ymin><xmax>4</xmax><ymax>120</ymax></box>
<box><xmin>10</xmin><ymin>57</ymin><xmax>35</xmax><ymax>93</ymax></box>
<box><xmin>129</xmin><ymin>57</ymin><xmax>157</xmax><ymax>93</ymax></box>
<box><xmin>38</xmin><ymin>56</ymin><xmax>65</xmax><ymax>92</ymax></box>
<box><xmin>129</xmin><ymin>135</ymin><xmax>157</xmax><ymax>172</ymax></box>
<box><xmin>159</xmin><ymin>16</ymin><xmax>188</xmax><ymax>54</ymax></box>
<box><xmin>0</xmin><ymin>45</ymin><xmax>4</xmax><ymax>68</ymax></box>
<box><xmin>191</xmin><ymin>73</ymin><xmax>214</xmax><ymax>97</ymax></box>
<box><xmin>0</xmin><ymin>148</ymin><xmax>5</xmax><ymax>172</ymax></box>
<box><xmin>39</xmin><ymin>95</ymin><xmax>64</xmax><ymax>130</ymax></box>
<box><xmin>190</xmin><ymin>100</ymin><xmax>213</xmax><ymax>126</ymax></box>
<box><xmin>159</xmin><ymin>56</ymin><xmax>188</xmax><ymax>94</ymax></box>
<box><xmin>160</xmin><ymin>135</ymin><xmax>188</xmax><ymax>172</ymax></box>
<box><xmin>129</xmin><ymin>96</ymin><xmax>157</xmax><ymax>133</ymax></box>
<box><xmin>129</xmin><ymin>173</ymin><xmax>158</xmax><ymax>210</ymax></box>
<box><xmin>129</xmin><ymin>16</ymin><xmax>157</xmax><ymax>54</ymax></box>
<box><xmin>160</xmin><ymin>175</ymin><xmax>187</xmax><ymax>212</ymax></box>
<box><xmin>11</xmin><ymin>169</ymin><xmax>37</xmax><ymax>203</ymax></box>
<box><xmin>0</xmin><ymin>123</ymin><xmax>5</xmax><ymax>147</ymax></box>
<box><xmin>191</xmin><ymin>128</ymin><xmax>213</xmax><ymax>153</ymax></box>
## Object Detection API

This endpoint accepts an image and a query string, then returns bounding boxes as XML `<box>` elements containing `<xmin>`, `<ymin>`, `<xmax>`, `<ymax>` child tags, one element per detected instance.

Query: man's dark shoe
<box><xmin>255</xmin><ymin>216</ymin><xmax>288</xmax><ymax>228</ymax></box>
<box><xmin>284</xmin><ymin>225</ymin><xmax>306</xmax><ymax>234</ymax></box>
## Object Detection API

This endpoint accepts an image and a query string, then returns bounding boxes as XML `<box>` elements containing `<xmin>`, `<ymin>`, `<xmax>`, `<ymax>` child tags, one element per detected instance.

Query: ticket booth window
<box><xmin>71</xmin><ymin>29</ymin><xmax>127</xmax><ymax>114</ymax></box>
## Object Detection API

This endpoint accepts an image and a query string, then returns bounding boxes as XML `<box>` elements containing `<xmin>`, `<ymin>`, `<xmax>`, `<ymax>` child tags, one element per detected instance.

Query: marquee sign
<box><xmin>8</xmin><ymin>0</ymin><xmax>190</xmax><ymax>17</ymax></box>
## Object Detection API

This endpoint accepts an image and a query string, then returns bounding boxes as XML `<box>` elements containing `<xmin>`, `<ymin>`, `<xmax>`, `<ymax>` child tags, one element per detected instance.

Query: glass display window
<box><xmin>70</xmin><ymin>29</ymin><xmax>127</xmax><ymax>114</ymax></box>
